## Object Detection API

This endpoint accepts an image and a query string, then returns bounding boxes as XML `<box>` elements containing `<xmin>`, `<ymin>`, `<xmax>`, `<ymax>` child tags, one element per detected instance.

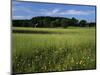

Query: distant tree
<box><xmin>71</xmin><ymin>17</ymin><xmax>79</xmax><ymax>26</ymax></box>
<box><xmin>61</xmin><ymin>19</ymin><xmax>69</xmax><ymax>28</ymax></box>
<box><xmin>43</xmin><ymin>19</ymin><xmax>49</xmax><ymax>27</ymax></box>
<box><xmin>50</xmin><ymin>20</ymin><xmax>57</xmax><ymax>28</ymax></box>
<box><xmin>54</xmin><ymin>19</ymin><xmax>61</xmax><ymax>27</ymax></box>
<box><xmin>50</xmin><ymin>21</ymin><xmax>55</xmax><ymax>28</ymax></box>
<box><xmin>13</xmin><ymin>16</ymin><xmax>93</xmax><ymax>28</ymax></box>
<box><xmin>88</xmin><ymin>22</ymin><xmax>96</xmax><ymax>27</ymax></box>
<box><xmin>79</xmin><ymin>20</ymin><xmax>87</xmax><ymax>27</ymax></box>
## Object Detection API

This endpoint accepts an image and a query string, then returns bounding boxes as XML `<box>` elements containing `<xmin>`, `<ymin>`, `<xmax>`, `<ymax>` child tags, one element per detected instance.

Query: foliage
<box><xmin>12</xmin><ymin>16</ymin><xmax>96</xmax><ymax>28</ymax></box>
<box><xmin>79</xmin><ymin>20</ymin><xmax>87</xmax><ymax>27</ymax></box>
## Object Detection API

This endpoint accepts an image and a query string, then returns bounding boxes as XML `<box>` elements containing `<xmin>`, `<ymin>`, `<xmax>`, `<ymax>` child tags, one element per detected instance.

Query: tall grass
<box><xmin>12</xmin><ymin>27</ymin><xmax>96</xmax><ymax>73</ymax></box>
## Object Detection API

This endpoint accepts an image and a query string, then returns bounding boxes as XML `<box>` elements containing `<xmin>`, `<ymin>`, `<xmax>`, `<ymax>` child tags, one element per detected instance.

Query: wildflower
<box><xmin>79</xmin><ymin>60</ymin><xmax>83</xmax><ymax>65</ymax></box>
<box><xmin>71</xmin><ymin>57</ymin><xmax>74</xmax><ymax>63</ymax></box>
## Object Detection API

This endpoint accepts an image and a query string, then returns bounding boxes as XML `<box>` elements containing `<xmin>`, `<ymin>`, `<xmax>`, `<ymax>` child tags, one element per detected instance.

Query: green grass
<box><xmin>12</xmin><ymin>27</ymin><xmax>96</xmax><ymax>73</ymax></box>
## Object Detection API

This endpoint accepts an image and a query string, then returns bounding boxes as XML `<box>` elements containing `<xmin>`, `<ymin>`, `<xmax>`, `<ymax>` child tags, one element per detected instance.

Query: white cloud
<box><xmin>12</xmin><ymin>16</ymin><xmax>31</xmax><ymax>19</ymax></box>
<box><xmin>52</xmin><ymin>9</ymin><xmax>60</xmax><ymax>14</ymax></box>
<box><xmin>39</xmin><ymin>8</ymin><xmax>94</xmax><ymax>16</ymax></box>
<box><xmin>40</xmin><ymin>8</ymin><xmax>60</xmax><ymax>16</ymax></box>
<box><xmin>60</xmin><ymin>10</ymin><xmax>94</xmax><ymax>15</ymax></box>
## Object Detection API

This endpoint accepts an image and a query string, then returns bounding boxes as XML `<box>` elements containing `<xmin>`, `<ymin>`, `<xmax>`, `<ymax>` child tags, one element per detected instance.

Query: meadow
<box><xmin>12</xmin><ymin>27</ymin><xmax>96</xmax><ymax>74</ymax></box>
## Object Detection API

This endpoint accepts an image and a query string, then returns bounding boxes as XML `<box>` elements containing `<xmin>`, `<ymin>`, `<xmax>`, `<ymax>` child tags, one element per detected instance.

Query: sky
<box><xmin>12</xmin><ymin>0</ymin><xmax>96</xmax><ymax>22</ymax></box>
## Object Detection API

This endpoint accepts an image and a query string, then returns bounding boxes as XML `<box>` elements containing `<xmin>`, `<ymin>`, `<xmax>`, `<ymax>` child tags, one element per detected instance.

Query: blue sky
<box><xmin>12</xmin><ymin>1</ymin><xmax>96</xmax><ymax>22</ymax></box>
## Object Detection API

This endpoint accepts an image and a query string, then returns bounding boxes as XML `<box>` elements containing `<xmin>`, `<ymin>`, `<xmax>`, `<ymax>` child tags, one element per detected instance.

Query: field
<box><xmin>12</xmin><ymin>27</ymin><xmax>96</xmax><ymax>74</ymax></box>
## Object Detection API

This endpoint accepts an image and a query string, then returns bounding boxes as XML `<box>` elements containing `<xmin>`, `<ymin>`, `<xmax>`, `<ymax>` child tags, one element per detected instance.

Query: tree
<box><xmin>71</xmin><ymin>17</ymin><xmax>78</xmax><ymax>26</ymax></box>
<box><xmin>79</xmin><ymin>20</ymin><xmax>87</xmax><ymax>27</ymax></box>
<box><xmin>61</xmin><ymin>19</ymin><xmax>69</xmax><ymax>28</ymax></box>
<box><xmin>88</xmin><ymin>22</ymin><xmax>96</xmax><ymax>27</ymax></box>
<box><xmin>50</xmin><ymin>21</ymin><xmax>56</xmax><ymax>28</ymax></box>
<box><xmin>43</xmin><ymin>19</ymin><xmax>50</xmax><ymax>27</ymax></box>
<box><xmin>54</xmin><ymin>19</ymin><xmax>61</xmax><ymax>27</ymax></box>
<box><xmin>13</xmin><ymin>16</ymin><xmax>92</xmax><ymax>28</ymax></box>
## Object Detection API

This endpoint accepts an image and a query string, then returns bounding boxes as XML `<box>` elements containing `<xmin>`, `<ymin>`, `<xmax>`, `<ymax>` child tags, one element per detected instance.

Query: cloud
<box><xmin>40</xmin><ymin>8</ymin><xmax>60</xmax><ymax>16</ymax></box>
<box><xmin>60</xmin><ymin>10</ymin><xmax>94</xmax><ymax>15</ymax></box>
<box><xmin>42</xmin><ymin>8</ymin><xmax>94</xmax><ymax>15</ymax></box>
<box><xmin>12</xmin><ymin>15</ymin><xmax>32</xmax><ymax>19</ymax></box>
<box><xmin>51</xmin><ymin>9</ymin><xmax>60</xmax><ymax>14</ymax></box>
<box><xmin>39</xmin><ymin>8</ymin><xmax>94</xmax><ymax>16</ymax></box>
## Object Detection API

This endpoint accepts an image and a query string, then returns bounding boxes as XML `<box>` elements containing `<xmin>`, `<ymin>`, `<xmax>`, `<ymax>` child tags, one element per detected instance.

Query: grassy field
<box><xmin>12</xmin><ymin>27</ymin><xmax>96</xmax><ymax>74</ymax></box>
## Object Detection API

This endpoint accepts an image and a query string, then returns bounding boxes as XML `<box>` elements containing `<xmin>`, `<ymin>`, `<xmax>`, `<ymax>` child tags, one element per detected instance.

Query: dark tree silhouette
<box><xmin>79</xmin><ymin>20</ymin><xmax>87</xmax><ymax>27</ymax></box>
<box><xmin>12</xmin><ymin>16</ymin><xmax>96</xmax><ymax>28</ymax></box>
<box><xmin>71</xmin><ymin>17</ymin><xmax>79</xmax><ymax>26</ymax></box>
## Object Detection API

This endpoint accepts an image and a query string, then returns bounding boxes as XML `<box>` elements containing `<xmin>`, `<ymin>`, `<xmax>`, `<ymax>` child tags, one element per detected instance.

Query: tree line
<box><xmin>12</xmin><ymin>16</ymin><xmax>96</xmax><ymax>28</ymax></box>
